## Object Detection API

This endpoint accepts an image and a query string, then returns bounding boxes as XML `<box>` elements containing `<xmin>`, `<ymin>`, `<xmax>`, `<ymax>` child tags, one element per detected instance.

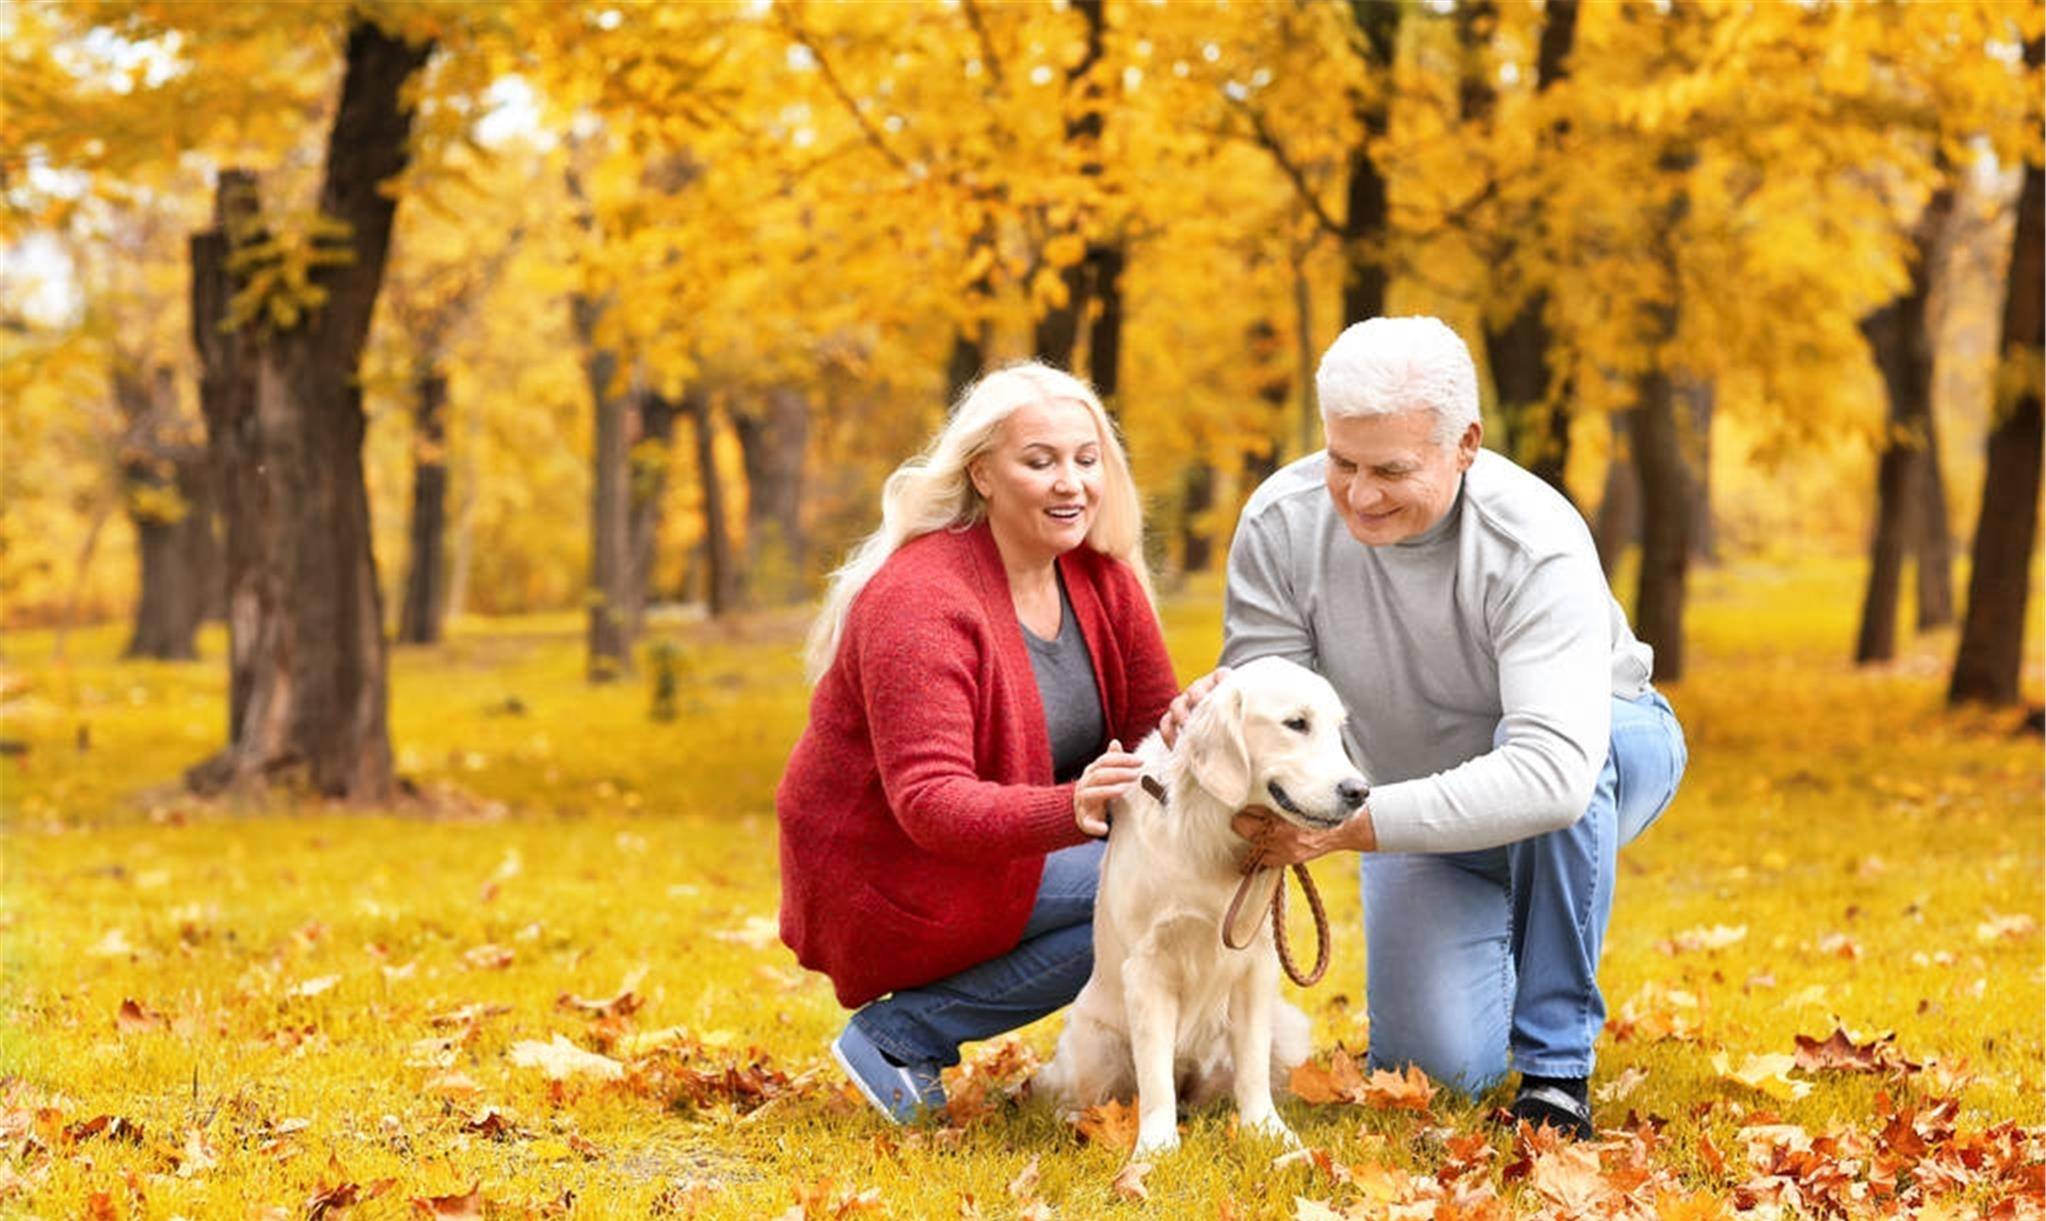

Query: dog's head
<box><xmin>1180</xmin><ymin>656</ymin><xmax>1369</xmax><ymax>829</ymax></box>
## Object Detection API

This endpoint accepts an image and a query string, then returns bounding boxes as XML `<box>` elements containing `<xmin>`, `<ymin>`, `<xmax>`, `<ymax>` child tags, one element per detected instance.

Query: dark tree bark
<box><xmin>1340</xmin><ymin>0</ymin><xmax>1400</xmax><ymax>326</ymax></box>
<box><xmin>946</xmin><ymin>324</ymin><xmax>985</xmax><ymax>407</ymax></box>
<box><xmin>186</xmin><ymin>22</ymin><xmax>430</xmax><ymax>801</ymax></box>
<box><xmin>1179</xmin><ymin>462</ymin><xmax>1216</xmax><ymax>574</ymax></box>
<box><xmin>1477</xmin><ymin>0</ymin><xmax>1576</xmax><ymax>500</ymax></box>
<box><xmin>1950</xmin><ymin>86</ymin><xmax>2044</xmax><ymax>707</ymax></box>
<box><xmin>1631</xmin><ymin>362</ymin><xmax>1692</xmax><ymax>683</ymax></box>
<box><xmin>397</xmin><ymin>362</ymin><xmax>448</xmax><ymax>646</ymax></box>
<box><xmin>627</xmin><ymin>392</ymin><xmax>681</xmax><ymax>637</ymax></box>
<box><xmin>685</xmin><ymin>390</ymin><xmax>740</xmax><ymax>616</ymax></box>
<box><xmin>574</xmin><ymin>294</ymin><xmax>633</xmax><ymax>681</ymax></box>
<box><xmin>1913</xmin><ymin>422</ymin><xmax>1956</xmax><ymax>630</ymax></box>
<box><xmin>1628</xmin><ymin>146</ymin><xmax>1697</xmax><ymax>683</ymax></box>
<box><xmin>732</xmin><ymin>385</ymin><xmax>810</xmax><ymax>605</ymax></box>
<box><xmin>1032</xmin><ymin>0</ymin><xmax>1125</xmax><ymax>389</ymax></box>
<box><xmin>1681</xmin><ymin>374</ymin><xmax>1716</xmax><ymax>562</ymax></box>
<box><xmin>1854</xmin><ymin>194</ymin><xmax>1948</xmax><ymax>663</ymax></box>
<box><xmin>119</xmin><ymin>365</ymin><xmax>216</xmax><ymax>660</ymax></box>
<box><xmin>1595</xmin><ymin>412</ymin><xmax>1638</xmax><ymax>576</ymax></box>
<box><xmin>1084</xmin><ymin>242</ymin><xmax>1125</xmax><ymax>404</ymax></box>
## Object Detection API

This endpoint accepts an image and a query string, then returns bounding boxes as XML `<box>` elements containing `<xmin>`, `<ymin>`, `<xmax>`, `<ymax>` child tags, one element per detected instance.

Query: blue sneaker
<box><xmin>831</xmin><ymin>1021</ymin><xmax>945</xmax><ymax>1123</ymax></box>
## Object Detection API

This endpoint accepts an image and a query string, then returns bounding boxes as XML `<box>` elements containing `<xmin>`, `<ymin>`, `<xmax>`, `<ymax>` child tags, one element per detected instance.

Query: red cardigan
<box><xmin>776</xmin><ymin>522</ymin><xmax>1178</xmax><ymax>1008</ymax></box>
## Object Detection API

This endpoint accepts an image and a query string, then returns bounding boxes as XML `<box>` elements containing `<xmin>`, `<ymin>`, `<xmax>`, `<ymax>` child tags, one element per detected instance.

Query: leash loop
<box><xmin>1222</xmin><ymin>863</ymin><xmax>1331</xmax><ymax>987</ymax></box>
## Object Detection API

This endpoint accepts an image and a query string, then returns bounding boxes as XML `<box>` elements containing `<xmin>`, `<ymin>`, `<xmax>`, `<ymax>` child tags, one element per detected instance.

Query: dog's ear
<box><xmin>1184</xmin><ymin>683</ymin><xmax>1252</xmax><ymax>808</ymax></box>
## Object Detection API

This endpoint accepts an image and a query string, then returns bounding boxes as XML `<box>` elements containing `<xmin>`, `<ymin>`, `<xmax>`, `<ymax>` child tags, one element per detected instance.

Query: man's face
<box><xmin>1322</xmin><ymin>409</ymin><xmax>1481</xmax><ymax>546</ymax></box>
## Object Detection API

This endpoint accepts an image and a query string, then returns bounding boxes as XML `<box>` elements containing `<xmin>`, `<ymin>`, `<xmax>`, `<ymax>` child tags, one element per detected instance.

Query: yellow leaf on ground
<box><xmin>1712</xmin><ymin>1051</ymin><xmax>1812</xmax><ymax>1100</ymax></box>
<box><xmin>507</xmin><ymin>1034</ymin><xmax>623</xmax><ymax>1081</ymax></box>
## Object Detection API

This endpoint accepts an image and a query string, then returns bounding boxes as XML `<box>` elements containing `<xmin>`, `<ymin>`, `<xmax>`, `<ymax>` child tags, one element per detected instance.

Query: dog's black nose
<box><xmin>1337</xmin><ymin>779</ymin><xmax>1369</xmax><ymax>811</ymax></box>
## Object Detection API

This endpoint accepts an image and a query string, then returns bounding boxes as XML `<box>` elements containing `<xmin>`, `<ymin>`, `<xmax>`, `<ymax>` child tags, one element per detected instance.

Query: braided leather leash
<box><xmin>1222</xmin><ymin>861</ymin><xmax>1331</xmax><ymax>987</ymax></box>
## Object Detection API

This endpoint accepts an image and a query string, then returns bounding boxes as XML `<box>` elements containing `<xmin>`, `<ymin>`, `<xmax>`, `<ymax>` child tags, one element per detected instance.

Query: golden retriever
<box><xmin>1033</xmin><ymin>657</ymin><xmax>1369</xmax><ymax>1155</ymax></box>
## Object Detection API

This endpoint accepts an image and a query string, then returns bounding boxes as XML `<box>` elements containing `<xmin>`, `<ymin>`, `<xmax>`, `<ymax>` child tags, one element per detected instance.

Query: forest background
<box><xmin>1</xmin><ymin>0</ymin><xmax>2043</xmax><ymax>1216</ymax></box>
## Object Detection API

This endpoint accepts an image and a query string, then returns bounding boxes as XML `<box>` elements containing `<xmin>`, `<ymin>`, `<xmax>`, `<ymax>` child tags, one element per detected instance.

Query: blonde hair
<box><xmin>804</xmin><ymin>361</ymin><xmax>1151</xmax><ymax>683</ymax></box>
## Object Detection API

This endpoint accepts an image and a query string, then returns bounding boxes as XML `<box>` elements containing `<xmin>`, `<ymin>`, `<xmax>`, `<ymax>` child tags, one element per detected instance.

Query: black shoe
<box><xmin>1511</xmin><ymin>1075</ymin><xmax>1593</xmax><ymax>1140</ymax></box>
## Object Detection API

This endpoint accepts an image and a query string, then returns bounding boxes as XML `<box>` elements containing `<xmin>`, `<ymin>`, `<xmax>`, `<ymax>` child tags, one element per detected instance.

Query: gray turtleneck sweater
<box><xmin>1220</xmin><ymin>448</ymin><xmax>1654</xmax><ymax>854</ymax></box>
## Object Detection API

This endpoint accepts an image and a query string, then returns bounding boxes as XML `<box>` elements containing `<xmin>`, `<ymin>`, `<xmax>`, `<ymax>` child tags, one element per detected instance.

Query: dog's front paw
<box><xmin>1133</xmin><ymin>1115</ymin><xmax>1181</xmax><ymax>1157</ymax></box>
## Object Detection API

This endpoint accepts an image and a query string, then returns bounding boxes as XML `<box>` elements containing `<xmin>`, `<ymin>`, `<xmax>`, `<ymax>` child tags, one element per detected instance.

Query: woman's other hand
<box><xmin>1158</xmin><ymin>666</ymin><xmax>1231</xmax><ymax>749</ymax></box>
<box><xmin>1074</xmin><ymin>739</ymin><xmax>1145</xmax><ymax>837</ymax></box>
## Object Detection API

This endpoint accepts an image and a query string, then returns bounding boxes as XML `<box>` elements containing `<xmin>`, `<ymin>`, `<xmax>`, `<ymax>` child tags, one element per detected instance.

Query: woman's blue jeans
<box><xmin>851</xmin><ymin>838</ymin><xmax>1104</xmax><ymax>1068</ymax></box>
<box><xmin>1360</xmin><ymin>690</ymin><xmax>1687</xmax><ymax>1092</ymax></box>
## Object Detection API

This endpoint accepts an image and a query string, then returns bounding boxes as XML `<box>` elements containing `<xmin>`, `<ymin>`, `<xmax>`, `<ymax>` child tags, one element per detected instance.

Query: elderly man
<box><xmin>1206</xmin><ymin>315</ymin><xmax>1686</xmax><ymax>1138</ymax></box>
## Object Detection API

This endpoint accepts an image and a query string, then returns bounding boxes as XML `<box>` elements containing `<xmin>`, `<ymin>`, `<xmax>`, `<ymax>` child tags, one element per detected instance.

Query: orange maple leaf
<box><xmin>1074</xmin><ymin>1099</ymin><xmax>1139</xmax><ymax>1152</ymax></box>
<box><xmin>1361</xmin><ymin>1063</ymin><xmax>1437</xmax><ymax>1112</ymax></box>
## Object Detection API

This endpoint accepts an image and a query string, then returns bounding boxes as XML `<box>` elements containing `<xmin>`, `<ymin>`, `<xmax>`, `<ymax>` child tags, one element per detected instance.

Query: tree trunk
<box><xmin>1340</xmin><ymin>0</ymin><xmax>1400</xmax><ymax>326</ymax></box>
<box><xmin>1478</xmin><ymin>0</ymin><xmax>1575</xmax><ymax>501</ymax></box>
<box><xmin>397</xmin><ymin>361</ymin><xmax>448</xmax><ymax>646</ymax></box>
<box><xmin>185</xmin><ymin>23</ymin><xmax>429</xmax><ymax>802</ymax></box>
<box><xmin>733</xmin><ymin>385</ymin><xmax>810</xmax><ymax>605</ymax></box>
<box><xmin>1950</xmin><ymin>96</ymin><xmax>2044</xmax><ymax>707</ymax></box>
<box><xmin>686</xmin><ymin>390</ymin><xmax>740</xmax><ymax>616</ymax></box>
<box><xmin>946</xmin><ymin>325</ymin><xmax>985</xmax><ymax>407</ymax></box>
<box><xmin>1179</xmin><ymin>462</ymin><xmax>1216</xmax><ymax>574</ymax></box>
<box><xmin>628</xmin><ymin>392</ymin><xmax>680</xmax><ymax>636</ymax></box>
<box><xmin>1085</xmin><ymin>242</ymin><xmax>1125</xmax><ymax>405</ymax></box>
<box><xmin>1033</xmin><ymin>0</ymin><xmax>1111</xmax><ymax>370</ymax></box>
<box><xmin>119</xmin><ymin>366</ymin><xmax>216</xmax><ymax>660</ymax></box>
<box><xmin>1681</xmin><ymin>373</ymin><xmax>1716</xmax><ymax>562</ymax></box>
<box><xmin>1913</xmin><ymin>425</ymin><xmax>1955</xmax><ymax>630</ymax></box>
<box><xmin>575</xmin><ymin>294</ymin><xmax>633</xmax><ymax>681</ymax></box>
<box><xmin>1631</xmin><ymin>362</ymin><xmax>1692</xmax><ymax>683</ymax></box>
<box><xmin>1855</xmin><ymin>189</ymin><xmax>1950</xmax><ymax>662</ymax></box>
<box><xmin>1292</xmin><ymin>255</ymin><xmax>1319</xmax><ymax>459</ymax></box>
<box><xmin>1595</xmin><ymin>411</ymin><xmax>1638</xmax><ymax>576</ymax></box>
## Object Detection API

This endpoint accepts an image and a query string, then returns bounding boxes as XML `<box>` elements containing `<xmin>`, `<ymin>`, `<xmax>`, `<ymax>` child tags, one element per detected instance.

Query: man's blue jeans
<box><xmin>851</xmin><ymin>838</ymin><xmax>1104</xmax><ymax>1068</ymax></box>
<box><xmin>1360</xmin><ymin>690</ymin><xmax>1687</xmax><ymax>1091</ymax></box>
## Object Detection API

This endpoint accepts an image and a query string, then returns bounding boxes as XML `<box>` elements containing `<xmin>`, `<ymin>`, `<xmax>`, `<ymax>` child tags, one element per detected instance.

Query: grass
<box><xmin>0</xmin><ymin>558</ymin><xmax>2040</xmax><ymax>1217</ymax></box>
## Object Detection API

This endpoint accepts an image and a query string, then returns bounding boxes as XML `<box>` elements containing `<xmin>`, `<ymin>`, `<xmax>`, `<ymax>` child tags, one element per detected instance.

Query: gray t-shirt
<box><xmin>1221</xmin><ymin>448</ymin><xmax>1654</xmax><ymax>854</ymax></box>
<box><xmin>1024</xmin><ymin>574</ymin><xmax>1105</xmax><ymax>784</ymax></box>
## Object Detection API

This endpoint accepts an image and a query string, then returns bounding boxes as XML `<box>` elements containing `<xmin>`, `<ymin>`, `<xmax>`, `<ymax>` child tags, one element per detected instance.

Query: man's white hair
<box><xmin>1316</xmin><ymin>316</ymin><xmax>1480</xmax><ymax>445</ymax></box>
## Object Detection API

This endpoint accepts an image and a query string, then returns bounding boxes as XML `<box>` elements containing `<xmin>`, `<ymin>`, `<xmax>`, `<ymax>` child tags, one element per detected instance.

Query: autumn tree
<box><xmin>1950</xmin><ymin>40</ymin><xmax>2045</xmax><ymax>707</ymax></box>
<box><xmin>187</xmin><ymin>20</ymin><xmax>433</xmax><ymax>798</ymax></box>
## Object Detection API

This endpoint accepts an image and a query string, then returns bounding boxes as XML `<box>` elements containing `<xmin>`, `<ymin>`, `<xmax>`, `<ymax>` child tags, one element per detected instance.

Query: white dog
<box><xmin>1033</xmin><ymin>656</ymin><xmax>1369</xmax><ymax>1155</ymax></box>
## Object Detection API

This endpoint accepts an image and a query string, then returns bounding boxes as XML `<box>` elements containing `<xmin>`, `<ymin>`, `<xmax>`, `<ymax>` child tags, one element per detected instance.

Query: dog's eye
<box><xmin>1283</xmin><ymin>716</ymin><xmax>1310</xmax><ymax>734</ymax></box>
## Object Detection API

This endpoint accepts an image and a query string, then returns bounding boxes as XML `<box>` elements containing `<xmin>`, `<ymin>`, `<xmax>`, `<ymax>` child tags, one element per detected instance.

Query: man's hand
<box><xmin>1232</xmin><ymin>807</ymin><xmax>1376</xmax><ymax>870</ymax></box>
<box><xmin>1074</xmin><ymin>739</ymin><xmax>1145</xmax><ymax>837</ymax></box>
<box><xmin>1159</xmin><ymin>666</ymin><xmax>1231</xmax><ymax>749</ymax></box>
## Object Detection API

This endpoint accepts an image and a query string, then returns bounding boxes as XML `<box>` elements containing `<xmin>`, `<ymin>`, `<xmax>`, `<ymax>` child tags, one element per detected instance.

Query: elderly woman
<box><xmin>777</xmin><ymin>362</ymin><xmax>1178</xmax><ymax>1122</ymax></box>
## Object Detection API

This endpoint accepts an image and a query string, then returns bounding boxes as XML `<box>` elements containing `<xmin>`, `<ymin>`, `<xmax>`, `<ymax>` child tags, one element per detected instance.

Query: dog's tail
<box><xmin>1270</xmin><ymin>1000</ymin><xmax>1313</xmax><ymax>1091</ymax></box>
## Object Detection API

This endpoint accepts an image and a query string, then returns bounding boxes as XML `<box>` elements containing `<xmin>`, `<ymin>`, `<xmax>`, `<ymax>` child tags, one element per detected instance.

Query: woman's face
<box><xmin>969</xmin><ymin>397</ymin><xmax>1105</xmax><ymax>570</ymax></box>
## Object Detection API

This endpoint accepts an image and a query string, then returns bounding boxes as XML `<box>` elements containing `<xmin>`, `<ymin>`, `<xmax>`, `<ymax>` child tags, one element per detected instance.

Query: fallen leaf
<box><xmin>1793</xmin><ymin>1026</ymin><xmax>1920</xmax><ymax>1075</ymax></box>
<box><xmin>1975</xmin><ymin>913</ymin><xmax>2037</xmax><ymax>942</ymax></box>
<box><xmin>174</xmin><ymin>1127</ymin><xmax>217</xmax><ymax>1178</ymax></box>
<box><xmin>115</xmin><ymin>999</ymin><xmax>167</xmax><ymax>1033</ymax></box>
<box><xmin>1290</xmin><ymin>1046</ymin><xmax>1371</xmax><ymax>1103</ymax></box>
<box><xmin>710</xmin><ymin>916</ymin><xmax>780</xmax><ymax>948</ymax></box>
<box><xmin>423</xmin><ymin>1072</ymin><xmax>485</xmax><ymax>1101</ymax></box>
<box><xmin>89</xmin><ymin>929</ymin><xmax>136</xmax><ymax>957</ymax></box>
<box><xmin>1111</xmin><ymin>1160</ymin><xmax>1153</xmax><ymax>1202</ymax></box>
<box><xmin>1595</xmin><ymin>1065</ymin><xmax>1650</xmax><ymax>1104</ymax></box>
<box><xmin>508</xmin><ymin>1034</ymin><xmax>624</xmax><ymax>1081</ymax></box>
<box><xmin>613</xmin><ymin>1025</ymin><xmax>695</xmax><ymax>1058</ymax></box>
<box><xmin>1712</xmin><ymin>1051</ymin><xmax>1812</xmax><ymax>1101</ymax></box>
<box><xmin>411</xmin><ymin>1183</ymin><xmax>486</xmax><ymax>1219</ymax></box>
<box><xmin>287</xmin><ymin>974</ymin><xmax>340</xmax><ymax>998</ymax></box>
<box><xmin>1816</xmin><ymin>932</ymin><xmax>1860</xmax><ymax>959</ymax></box>
<box><xmin>462</xmin><ymin>944</ymin><xmax>514</xmax><ymax>971</ymax></box>
<box><xmin>1006</xmin><ymin>1155</ymin><xmax>1042</xmax><ymax>1201</ymax></box>
<box><xmin>1073</xmin><ymin>1099</ymin><xmax>1138</xmax><ymax>1152</ymax></box>
<box><xmin>1659</xmin><ymin>924</ymin><xmax>1748</xmax><ymax>954</ymax></box>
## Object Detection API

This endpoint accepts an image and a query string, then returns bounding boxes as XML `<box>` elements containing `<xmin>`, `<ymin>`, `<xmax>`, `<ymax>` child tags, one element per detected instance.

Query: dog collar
<box><xmin>1140</xmin><ymin>774</ymin><xmax>1167</xmax><ymax>805</ymax></box>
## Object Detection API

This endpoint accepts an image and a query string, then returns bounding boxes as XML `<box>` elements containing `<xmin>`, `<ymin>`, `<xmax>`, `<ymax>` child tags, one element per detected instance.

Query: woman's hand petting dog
<box><xmin>1074</xmin><ymin>740</ymin><xmax>1146</xmax><ymax>837</ymax></box>
<box><xmin>1158</xmin><ymin>667</ymin><xmax>1232</xmax><ymax>749</ymax></box>
<box><xmin>1232</xmin><ymin>807</ymin><xmax>1377</xmax><ymax>868</ymax></box>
